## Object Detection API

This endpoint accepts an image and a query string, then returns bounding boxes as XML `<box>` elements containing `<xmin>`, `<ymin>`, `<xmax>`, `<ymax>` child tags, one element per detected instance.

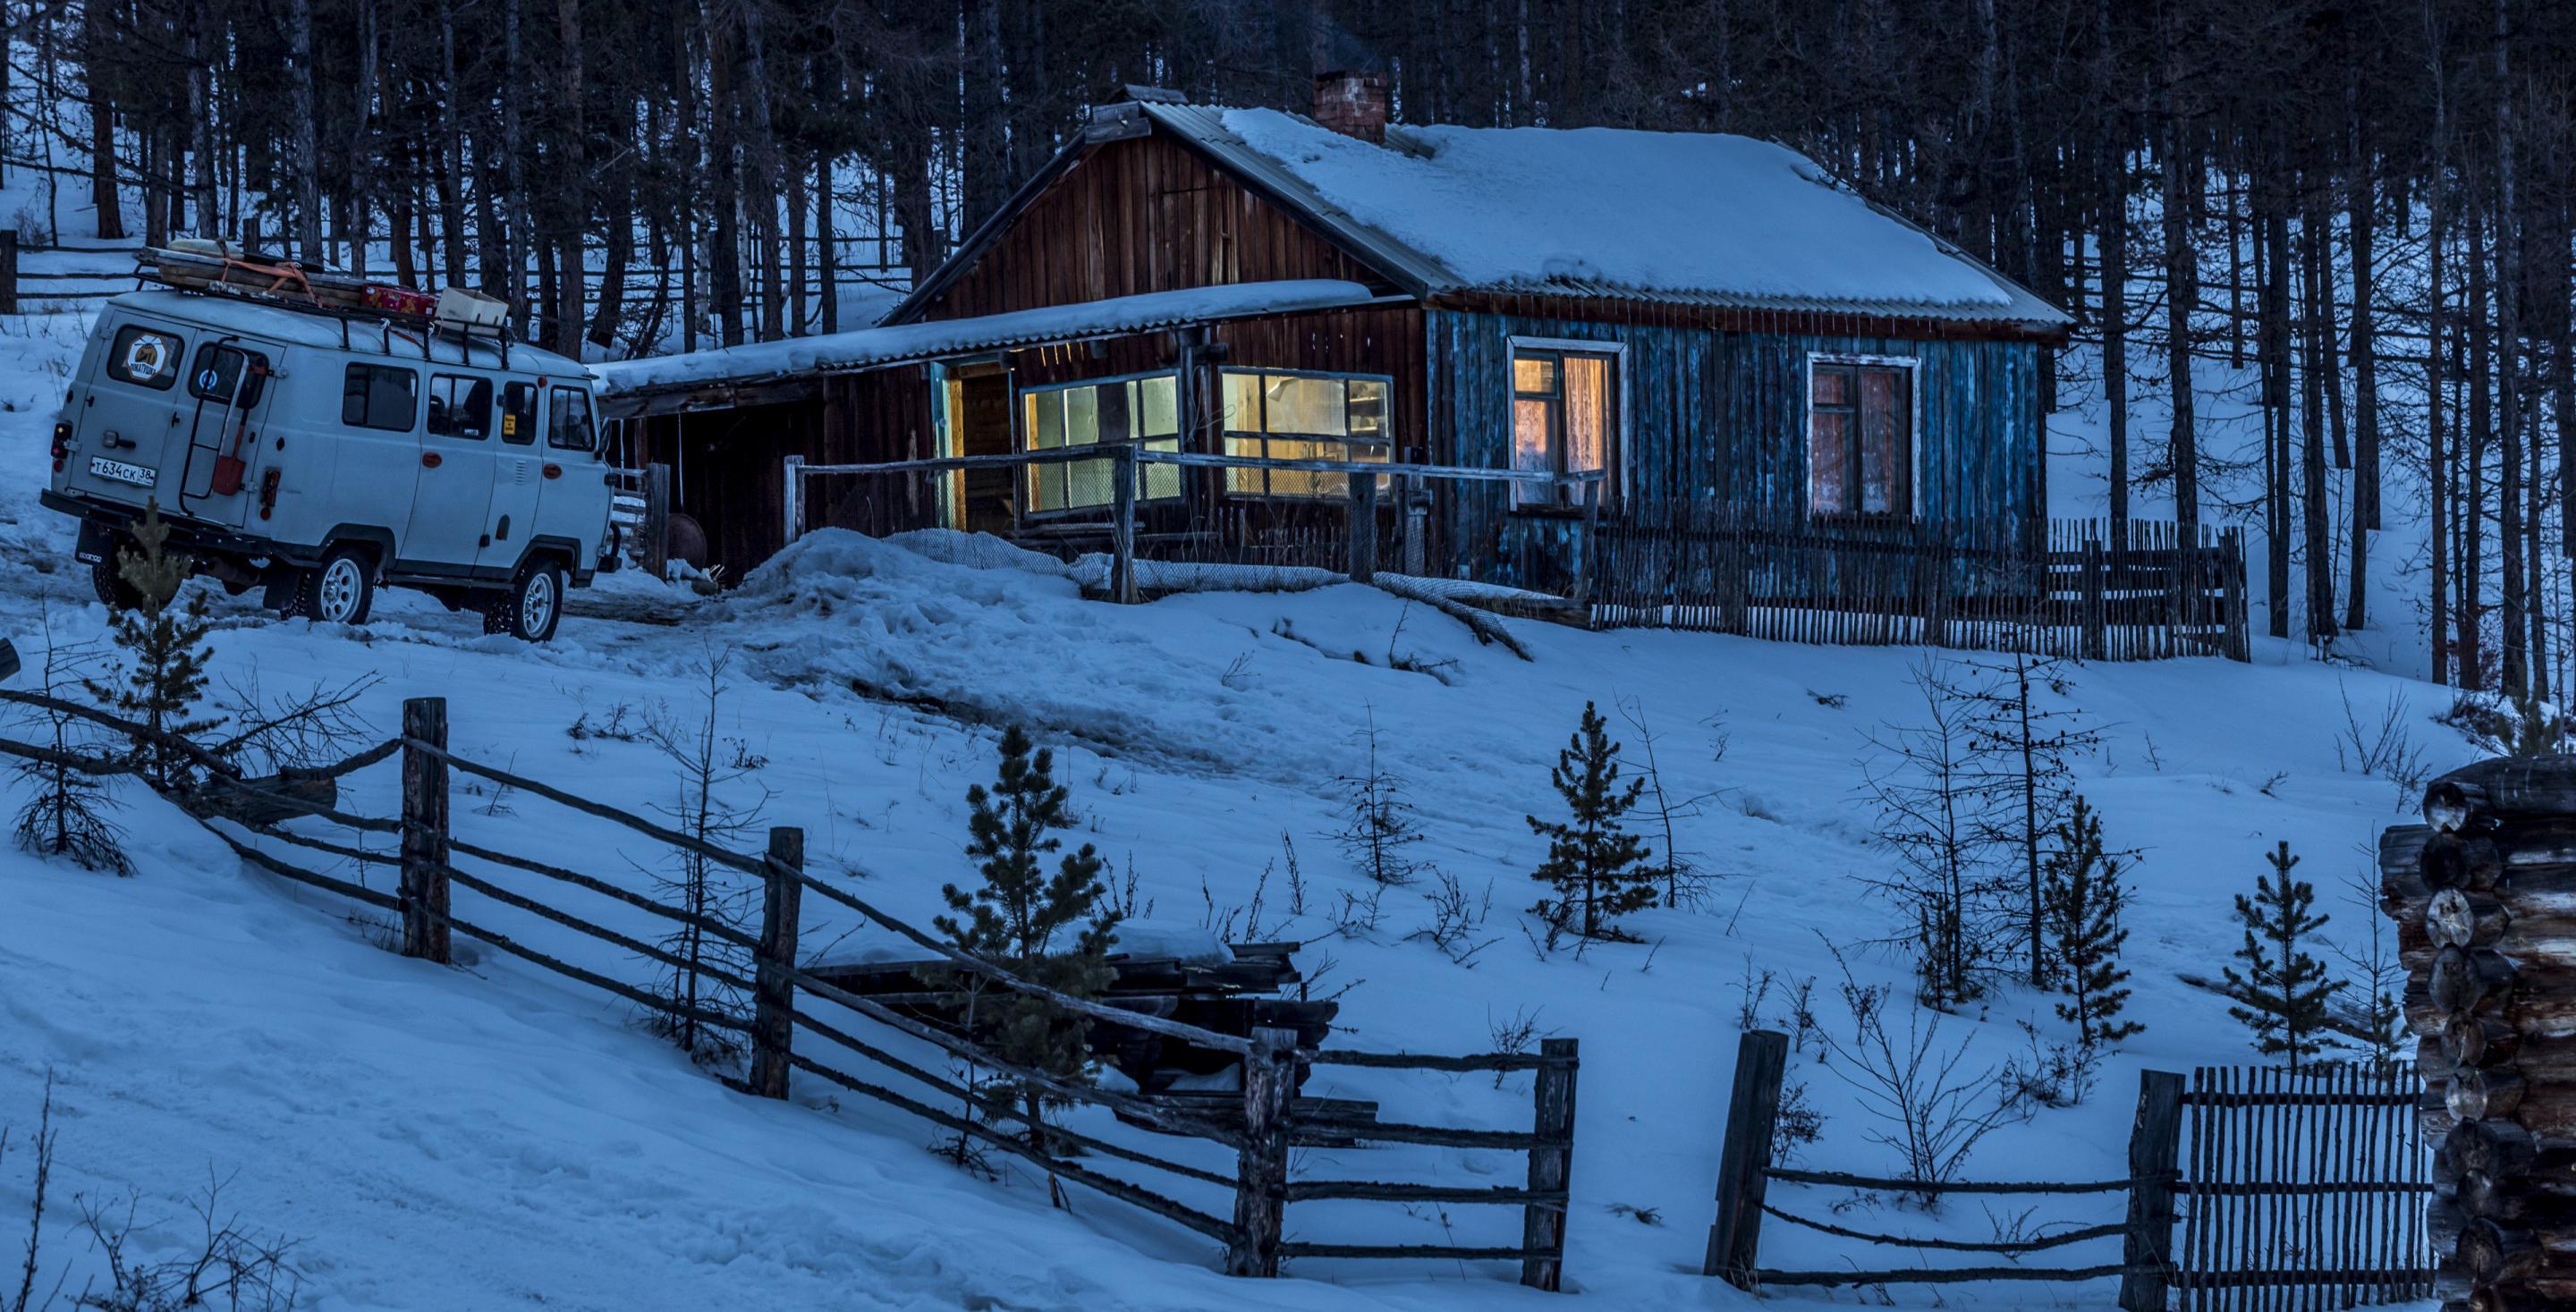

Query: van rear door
<box><xmin>61</xmin><ymin>314</ymin><xmax>194</xmax><ymax>513</ymax></box>
<box><xmin>170</xmin><ymin>338</ymin><xmax>280</xmax><ymax>529</ymax></box>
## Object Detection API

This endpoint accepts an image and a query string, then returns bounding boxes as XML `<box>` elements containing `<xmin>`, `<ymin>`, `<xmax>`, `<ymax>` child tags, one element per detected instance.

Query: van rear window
<box><xmin>106</xmin><ymin>326</ymin><xmax>182</xmax><ymax>390</ymax></box>
<box><xmin>188</xmin><ymin>343</ymin><xmax>267</xmax><ymax>407</ymax></box>
<box><xmin>342</xmin><ymin>364</ymin><xmax>418</xmax><ymax>432</ymax></box>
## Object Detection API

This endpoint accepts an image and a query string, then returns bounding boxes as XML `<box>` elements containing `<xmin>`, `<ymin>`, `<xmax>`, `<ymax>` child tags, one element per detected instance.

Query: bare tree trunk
<box><xmin>2159</xmin><ymin>18</ymin><xmax>2198</xmax><ymax>545</ymax></box>
<box><xmin>2468</xmin><ymin>198</ymin><xmax>2490</xmax><ymax>690</ymax></box>
<box><xmin>2297</xmin><ymin>182</ymin><xmax>2334</xmax><ymax>639</ymax></box>
<box><xmin>348</xmin><ymin>0</ymin><xmax>379</xmax><ymax>279</ymax></box>
<box><xmin>2495</xmin><ymin>0</ymin><xmax>2526</xmax><ymax>698</ymax></box>
<box><xmin>503</xmin><ymin>0</ymin><xmax>530</xmax><ymax>331</ymax></box>
<box><xmin>2346</xmin><ymin>72</ymin><xmax>2377</xmax><ymax>635</ymax></box>
<box><xmin>742</xmin><ymin>0</ymin><xmax>783</xmax><ymax>343</ymax></box>
<box><xmin>2259</xmin><ymin>158</ymin><xmax>2292</xmax><ymax>639</ymax></box>
<box><xmin>438</xmin><ymin>4</ymin><xmax>469</xmax><ymax>287</ymax></box>
<box><xmin>554</xmin><ymin>0</ymin><xmax>586</xmax><ymax>355</ymax></box>
<box><xmin>287</xmin><ymin>0</ymin><xmax>320</xmax><ymax>258</ymax></box>
<box><xmin>2103</xmin><ymin>135</ymin><xmax>2129</xmax><ymax>536</ymax></box>
<box><xmin>2430</xmin><ymin>110</ymin><xmax>2450</xmax><ymax>682</ymax></box>
<box><xmin>708</xmin><ymin>4</ymin><xmax>741</xmax><ymax>347</ymax></box>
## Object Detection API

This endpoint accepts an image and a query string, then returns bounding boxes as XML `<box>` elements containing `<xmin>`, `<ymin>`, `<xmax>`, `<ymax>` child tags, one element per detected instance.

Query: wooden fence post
<box><xmin>2222</xmin><ymin>529</ymin><xmax>2250</xmax><ymax>661</ymax></box>
<box><xmin>2082</xmin><ymin>537</ymin><xmax>2108</xmax><ymax>661</ymax></box>
<box><xmin>642</xmin><ymin>461</ymin><xmax>673</xmax><ymax>580</ymax></box>
<box><xmin>1568</xmin><ymin>477</ymin><xmax>1601</xmax><ymax>613</ymax></box>
<box><xmin>1226</xmin><ymin>1025</ymin><xmax>1297</xmax><ymax>1278</ymax></box>
<box><xmin>1111</xmin><ymin>444</ymin><xmax>1138</xmax><ymax>605</ymax></box>
<box><xmin>0</xmin><ymin>228</ymin><xmax>20</xmax><ymax>316</ymax></box>
<box><xmin>399</xmin><ymin>697</ymin><xmax>451</xmax><ymax>964</ymax></box>
<box><xmin>2118</xmin><ymin>1069</ymin><xmax>2186</xmax><ymax>1312</ymax></box>
<box><xmin>1521</xmin><ymin>1037</ymin><xmax>1580</xmax><ymax>1291</ymax></box>
<box><xmin>750</xmin><ymin>825</ymin><xmax>804</xmax><ymax>1101</ymax></box>
<box><xmin>780</xmin><ymin>454</ymin><xmax>805</xmax><ymax>547</ymax></box>
<box><xmin>1705</xmin><ymin>1029</ymin><xmax>1789</xmax><ymax>1288</ymax></box>
<box><xmin>1346</xmin><ymin>465</ymin><xmax>1378</xmax><ymax>584</ymax></box>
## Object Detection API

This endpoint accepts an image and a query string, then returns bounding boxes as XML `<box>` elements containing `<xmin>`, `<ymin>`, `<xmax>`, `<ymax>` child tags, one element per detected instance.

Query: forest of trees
<box><xmin>11</xmin><ymin>0</ymin><xmax>2576</xmax><ymax>694</ymax></box>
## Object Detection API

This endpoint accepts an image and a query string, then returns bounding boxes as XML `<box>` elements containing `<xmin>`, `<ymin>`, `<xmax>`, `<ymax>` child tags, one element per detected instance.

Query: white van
<box><xmin>43</xmin><ymin>288</ymin><xmax>615</xmax><ymax>641</ymax></box>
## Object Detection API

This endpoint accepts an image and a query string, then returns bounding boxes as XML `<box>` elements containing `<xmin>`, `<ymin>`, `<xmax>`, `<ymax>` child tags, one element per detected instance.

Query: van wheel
<box><xmin>485</xmin><ymin>560</ymin><xmax>564</xmax><ymax>642</ymax></box>
<box><xmin>90</xmin><ymin>554</ymin><xmax>142</xmax><ymax>611</ymax></box>
<box><xmin>302</xmin><ymin>548</ymin><xmax>376</xmax><ymax>625</ymax></box>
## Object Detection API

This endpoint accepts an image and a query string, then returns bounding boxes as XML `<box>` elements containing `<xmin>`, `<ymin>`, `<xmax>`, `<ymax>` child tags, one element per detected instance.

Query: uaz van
<box><xmin>43</xmin><ymin>286</ymin><xmax>614</xmax><ymax>641</ymax></box>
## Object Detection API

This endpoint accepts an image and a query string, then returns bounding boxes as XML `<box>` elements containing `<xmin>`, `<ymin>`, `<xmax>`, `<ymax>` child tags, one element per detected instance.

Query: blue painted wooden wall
<box><xmin>1422</xmin><ymin>309</ymin><xmax>2045</xmax><ymax>588</ymax></box>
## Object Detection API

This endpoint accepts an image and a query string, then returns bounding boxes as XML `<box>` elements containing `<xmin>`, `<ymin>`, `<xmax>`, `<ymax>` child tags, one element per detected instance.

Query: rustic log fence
<box><xmin>1706</xmin><ymin>1030</ymin><xmax>2428</xmax><ymax>1308</ymax></box>
<box><xmin>2385</xmin><ymin>756</ymin><xmax>2576</xmax><ymax>1310</ymax></box>
<box><xmin>0</xmin><ymin>690</ymin><xmax>1581</xmax><ymax>1290</ymax></box>
<box><xmin>1590</xmin><ymin>510</ymin><xmax>2250</xmax><ymax>662</ymax></box>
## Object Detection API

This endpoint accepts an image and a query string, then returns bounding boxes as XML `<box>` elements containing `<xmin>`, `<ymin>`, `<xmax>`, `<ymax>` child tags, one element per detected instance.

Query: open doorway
<box><xmin>946</xmin><ymin>364</ymin><xmax>1013</xmax><ymax>534</ymax></box>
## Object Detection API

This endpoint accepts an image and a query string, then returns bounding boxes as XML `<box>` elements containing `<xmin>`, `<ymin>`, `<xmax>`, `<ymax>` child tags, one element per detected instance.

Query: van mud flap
<box><xmin>73</xmin><ymin>517</ymin><xmax>115</xmax><ymax>564</ymax></box>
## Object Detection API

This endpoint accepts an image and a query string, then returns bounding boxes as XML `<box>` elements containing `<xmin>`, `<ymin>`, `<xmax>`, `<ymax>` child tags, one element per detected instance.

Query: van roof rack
<box><xmin>132</xmin><ymin>243</ymin><xmax>522</xmax><ymax>369</ymax></box>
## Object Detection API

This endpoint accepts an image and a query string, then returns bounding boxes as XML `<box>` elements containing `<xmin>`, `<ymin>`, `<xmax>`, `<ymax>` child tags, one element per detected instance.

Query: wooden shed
<box><xmin>598</xmin><ymin>77</ymin><xmax>2071</xmax><ymax>592</ymax></box>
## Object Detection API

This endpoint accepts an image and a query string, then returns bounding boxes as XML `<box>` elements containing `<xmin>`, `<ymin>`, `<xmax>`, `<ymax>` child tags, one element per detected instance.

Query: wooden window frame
<box><xmin>1804</xmin><ymin>353</ymin><xmax>1921</xmax><ymax>521</ymax></box>
<box><xmin>1017</xmin><ymin>370</ymin><xmax>1185</xmax><ymax>520</ymax></box>
<box><xmin>1506</xmin><ymin>337</ymin><xmax>1624</xmax><ymax>513</ymax></box>
<box><xmin>1218</xmin><ymin>367</ymin><xmax>1396</xmax><ymax>502</ymax></box>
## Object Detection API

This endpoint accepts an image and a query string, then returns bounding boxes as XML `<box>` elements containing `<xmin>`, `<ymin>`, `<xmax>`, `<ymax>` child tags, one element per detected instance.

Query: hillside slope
<box><xmin>0</xmin><ymin>311</ymin><xmax>2458</xmax><ymax>1309</ymax></box>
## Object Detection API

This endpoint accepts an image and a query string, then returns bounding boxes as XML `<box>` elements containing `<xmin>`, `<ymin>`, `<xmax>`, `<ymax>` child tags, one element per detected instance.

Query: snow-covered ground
<box><xmin>0</xmin><ymin>309</ymin><xmax>2455</xmax><ymax>1309</ymax></box>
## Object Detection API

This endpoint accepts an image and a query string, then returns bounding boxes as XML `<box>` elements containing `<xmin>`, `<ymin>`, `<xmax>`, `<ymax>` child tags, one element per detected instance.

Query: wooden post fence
<box><xmin>641</xmin><ymin>461</ymin><xmax>673</xmax><ymax>580</ymax></box>
<box><xmin>1521</xmin><ymin>1037</ymin><xmax>1580</xmax><ymax>1291</ymax></box>
<box><xmin>399</xmin><ymin>696</ymin><xmax>450</xmax><ymax>963</ymax></box>
<box><xmin>1227</xmin><ymin>1025</ymin><xmax>1298</xmax><ymax>1277</ymax></box>
<box><xmin>1347</xmin><ymin>464</ymin><xmax>1378</xmax><ymax>584</ymax></box>
<box><xmin>750</xmin><ymin>825</ymin><xmax>804</xmax><ymax>1100</ymax></box>
<box><xmin>0</xmin><ymin>230</ymin><xmax>20</xmax><ymax>315</ymax></box>
<box><xmin>1111</xmin><ymin>443</ymin><xmax>1138</xmax><ymax>605</ymax></box>
<box><xmin>2118</xmin><ymin>1069</ymin><xmax>2183</xmax><ymax>1311</ymax></box>
<box><xmin>1704</xmin><ymin>1028</ymin><xmax>1789</xmax><ymax>1287</ymax></box>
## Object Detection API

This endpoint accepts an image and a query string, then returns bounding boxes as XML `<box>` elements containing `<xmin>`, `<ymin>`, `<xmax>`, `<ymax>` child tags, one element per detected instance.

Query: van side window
<box><xmin>187</xmin><ymin>343</ymin><xmax>267</xmax><ymax>407</ymax></box>
<box><xmin>426</xmin><ymin>375</ymin><xmax>494</xmax><ymax>440</ymax></box>
<box><xmin>106</xmin><ymin>326</ymin><xmax>183</xmax><ymax>391</ymax></box>
<box><xmin>342</xmin><ymin>364</ymin><xmax>418</xmax><ymax>431</ymax></box>
<box><xmin>500</xmin><ymin>381</ymin><xmax>538</xmax><ymax>445</ymax></box>
<box><xmin>547</xmin><ymin>386</ymin><xmax>597</xmax><ymax>453</ymax></box>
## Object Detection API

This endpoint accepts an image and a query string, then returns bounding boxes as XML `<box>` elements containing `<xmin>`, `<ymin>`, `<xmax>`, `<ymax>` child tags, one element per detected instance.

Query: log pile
<box><xmin>2387</xmin><ymin>756</ymin><xmax>2576</xmax><ymax>1310</ymax></box>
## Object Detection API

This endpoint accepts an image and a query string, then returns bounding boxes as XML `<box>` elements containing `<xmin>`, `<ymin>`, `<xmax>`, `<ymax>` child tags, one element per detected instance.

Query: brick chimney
<box><xmin>1312</xmin><ymin>72</ymin><xmax>1390</xmax><ymax>144</ymax></box>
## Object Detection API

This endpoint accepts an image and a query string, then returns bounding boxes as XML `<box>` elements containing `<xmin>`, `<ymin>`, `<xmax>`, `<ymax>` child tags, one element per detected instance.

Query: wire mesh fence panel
<box><xmin>2174</xmin><ymin>1063</ymin><xmax>2434</xmax><ymax>1310</ymax></box>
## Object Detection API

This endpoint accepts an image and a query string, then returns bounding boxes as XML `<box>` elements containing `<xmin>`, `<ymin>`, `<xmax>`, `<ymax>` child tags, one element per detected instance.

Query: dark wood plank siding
<box><xmin>1427</xmin><ymin>309</ymin><xmax>2043</xmax><ymax>588</ymax></box>
<box><xmin>920</xmin><ymin>134</ymin><xmax>1392</xmax><ymax>322</ymax></box>
<box><xmin>629</xmin><ymin>367</ymin><xmax>933</xmax><ymax>575</ymax></box>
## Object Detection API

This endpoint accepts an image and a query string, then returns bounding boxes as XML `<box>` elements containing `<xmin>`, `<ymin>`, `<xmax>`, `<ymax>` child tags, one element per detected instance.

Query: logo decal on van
<box><xmin>123</xmin><ymin>334</ymin><xmax>172</xmax><ymax>381</ymax></box>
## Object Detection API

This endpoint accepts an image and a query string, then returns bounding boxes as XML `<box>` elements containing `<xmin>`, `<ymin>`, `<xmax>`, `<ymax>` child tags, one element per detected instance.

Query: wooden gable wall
<box><xmin>918</xmin><ymin>133</ymin><xmax>1396</xmax><ymax>322</ymax></box>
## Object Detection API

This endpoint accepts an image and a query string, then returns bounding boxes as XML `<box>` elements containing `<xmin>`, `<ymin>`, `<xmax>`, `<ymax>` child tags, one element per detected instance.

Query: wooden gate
<box><xmin>2174</xmin><ymin>1064</ymin><xmax>2434</xmax><ymax>1308</ymax></box>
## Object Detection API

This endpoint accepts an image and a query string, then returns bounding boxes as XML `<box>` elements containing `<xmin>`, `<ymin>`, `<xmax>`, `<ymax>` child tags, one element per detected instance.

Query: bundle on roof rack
<box><xmin>136</xmin><ymin>243</ymin><xmax>513</xmax><ymax>339</ymax></box>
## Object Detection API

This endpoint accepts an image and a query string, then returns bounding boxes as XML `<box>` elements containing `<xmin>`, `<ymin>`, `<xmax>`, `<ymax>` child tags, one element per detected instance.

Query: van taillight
<box><xmin>258</xmin><ymin>468</ymin><xmax>282</xmax><ymax>520</ymax></box>
<box><xmin>49</xmin><ymin>423</ymin><xmax>70</xmax><ymax>471</ymax></box>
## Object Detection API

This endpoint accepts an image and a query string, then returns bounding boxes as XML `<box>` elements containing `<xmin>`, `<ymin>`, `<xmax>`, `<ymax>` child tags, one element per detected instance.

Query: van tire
<box><xmin>90</xmin><ymin>554</ymin><xmax>142</xmax><ymax>611</ymax></box>
<box><xmin>485</xmin><ymin>559</ymin><xmax>564</xmax><ymax>642</ymax></box>
<box><xmin>300</xmin><ymin>547</ymin><xmax>377</xmax><ymax>625</ymax></box>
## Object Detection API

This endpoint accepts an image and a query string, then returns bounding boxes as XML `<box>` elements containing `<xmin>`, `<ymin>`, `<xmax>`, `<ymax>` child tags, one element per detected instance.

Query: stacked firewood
<box><xmin>2385</xmin><ymin>757</ymin><xmax>2576</xmax><ymax>1310</ymax></box>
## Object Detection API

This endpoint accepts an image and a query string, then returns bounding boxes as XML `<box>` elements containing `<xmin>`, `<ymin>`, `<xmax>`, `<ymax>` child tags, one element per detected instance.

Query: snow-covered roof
<box><xmin>1134</xmin><ymin>103</ymin><xmax>2070</xmax><ymax>328</ymax></box>
<box><xmin>107</xmin><ymin>290</ymin><xmax>590</xmax><ymax>379</ymax></box>
<box><xmin>593</xmin><ymin>279</ymin><xmax>1385</xmax><ymax>402</ymax></box>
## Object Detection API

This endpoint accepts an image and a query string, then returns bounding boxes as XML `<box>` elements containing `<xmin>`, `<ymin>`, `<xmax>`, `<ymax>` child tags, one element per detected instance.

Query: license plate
<box><xmin>88</xmin><ymin>456</ymin><xmax>154</xmax><ymax>488</ymax></box>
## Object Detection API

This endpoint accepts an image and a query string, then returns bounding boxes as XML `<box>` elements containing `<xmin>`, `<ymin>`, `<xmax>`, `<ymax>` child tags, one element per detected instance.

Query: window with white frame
<box><xmin>1509</xmin><ymin>345</ymin><xmax>1616</xmax><ymax>509</ymax></box>
<box><xmin>1219</xmin><ymin>369</ymin><xmax>1391</xmax><ymax>498</ymax></box>
<box><xmin>1020</xmin><ymin>373</ymin><xmax>1183</xmax><ymax>514</ymax></box>
<box><xmin>1807</xmin><ymin>358</ymin><xmax>1914</xmax><ymax>517</ymax></box>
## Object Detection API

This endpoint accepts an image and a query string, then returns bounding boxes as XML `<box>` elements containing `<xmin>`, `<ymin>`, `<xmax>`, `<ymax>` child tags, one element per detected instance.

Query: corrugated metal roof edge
<box><xmin>598</xmin><ymin>286</ymin><xmax>1408</xmax><ymax>409</ymax></box>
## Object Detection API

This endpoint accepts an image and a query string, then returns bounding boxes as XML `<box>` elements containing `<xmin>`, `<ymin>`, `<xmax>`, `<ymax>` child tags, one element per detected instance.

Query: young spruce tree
<box><xmin>2224</xmin><ymin>842</ymin><xmax>2340</xmax><ymax>1072</ymax></box>
<box><xmin>83</xmin><ymin>503</ymin><xmax>216</xmax><ymax>791</ymax></box>
<box><xmin>934</xmin><ymin>725</ymin><xmax>1122</xmax><ymax>1166</ymax></box>
<box><xmin>1526</xmin><ymin>700</ymin><xmax>1657</xmax><ymax>943</ymax></box>
<box><xmin>2040</xmin><ymin>796</ymin><xmax>2140</xmax><ymax>1047</ymax></box>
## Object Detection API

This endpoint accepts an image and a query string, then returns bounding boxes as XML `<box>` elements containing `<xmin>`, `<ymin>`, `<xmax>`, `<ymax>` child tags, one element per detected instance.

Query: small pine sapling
<box><xmin>1526</xmin><ymin>700</ymin><xmax>1657</xmax><ymax>943</ymax></box>
<box><xmin>2224</xmin><ymin>842</ymin><xmax>2341</xmax><ymax>1072</ymax></box>
<box><xmin>932</xmin><ymin>725</ymin><xmax>1122</xmax><ymax>1179</ymax></box>
<box><xmin>1333</xmin><ymin>709</ymin><xmax>1426</xmax><ymax>885</ymax></box>
<box><xmin>2039</xmin><ymin>797</ymin><xmax>2140</xmax><ymax>1047</ymax></box>
<box><xmin>12</xmin><ymin>621</ymin><xmax>127</xmax><ymax>876</ymax></box>
<box><xmin>84</xmin><ymin>503</ymin><xmax>217</xmax><ymax>791</ymax></box>
<box><xmin>1859</xmin><ymin>660</ymin><xmax>2012</xmax><ymax>1007</ymax></box>
<box><xmin>642</xmin><ymin>650</ymin><xmax>766</xmax><ymax>1062</ymax></box>
<box><xmin>1962</xmin><ymin>651</ymin><xmax>2100</xmax><ymax>988</ymax></box>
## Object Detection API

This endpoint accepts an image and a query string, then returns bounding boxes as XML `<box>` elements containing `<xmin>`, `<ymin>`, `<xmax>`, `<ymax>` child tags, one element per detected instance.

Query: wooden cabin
<box><xmin>598</xmin><ymin>77</ymin><xmax>2072</xmax><ymax>593</ymax></box>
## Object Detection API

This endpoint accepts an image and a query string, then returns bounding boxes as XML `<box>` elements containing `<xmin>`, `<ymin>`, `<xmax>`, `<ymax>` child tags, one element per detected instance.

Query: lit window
<box><xmin>1509</xmin><ymin>348</ymin><xmax>1614</xmax><ymax>509</ymax></box>
<box><xmin>1020</xmin><ymin>374</ymin><xmax>1182</xmax><ymax>514</ymax></box>
<box><xmin>1808</xmin><ymin>360</ymin><xmax>1912</xmax><ymax>516</ymax></box>
<box><xmin>1219</xmin><ymin>370</ymin><xmax>1391</xmax><ymax>499</ymax></box>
